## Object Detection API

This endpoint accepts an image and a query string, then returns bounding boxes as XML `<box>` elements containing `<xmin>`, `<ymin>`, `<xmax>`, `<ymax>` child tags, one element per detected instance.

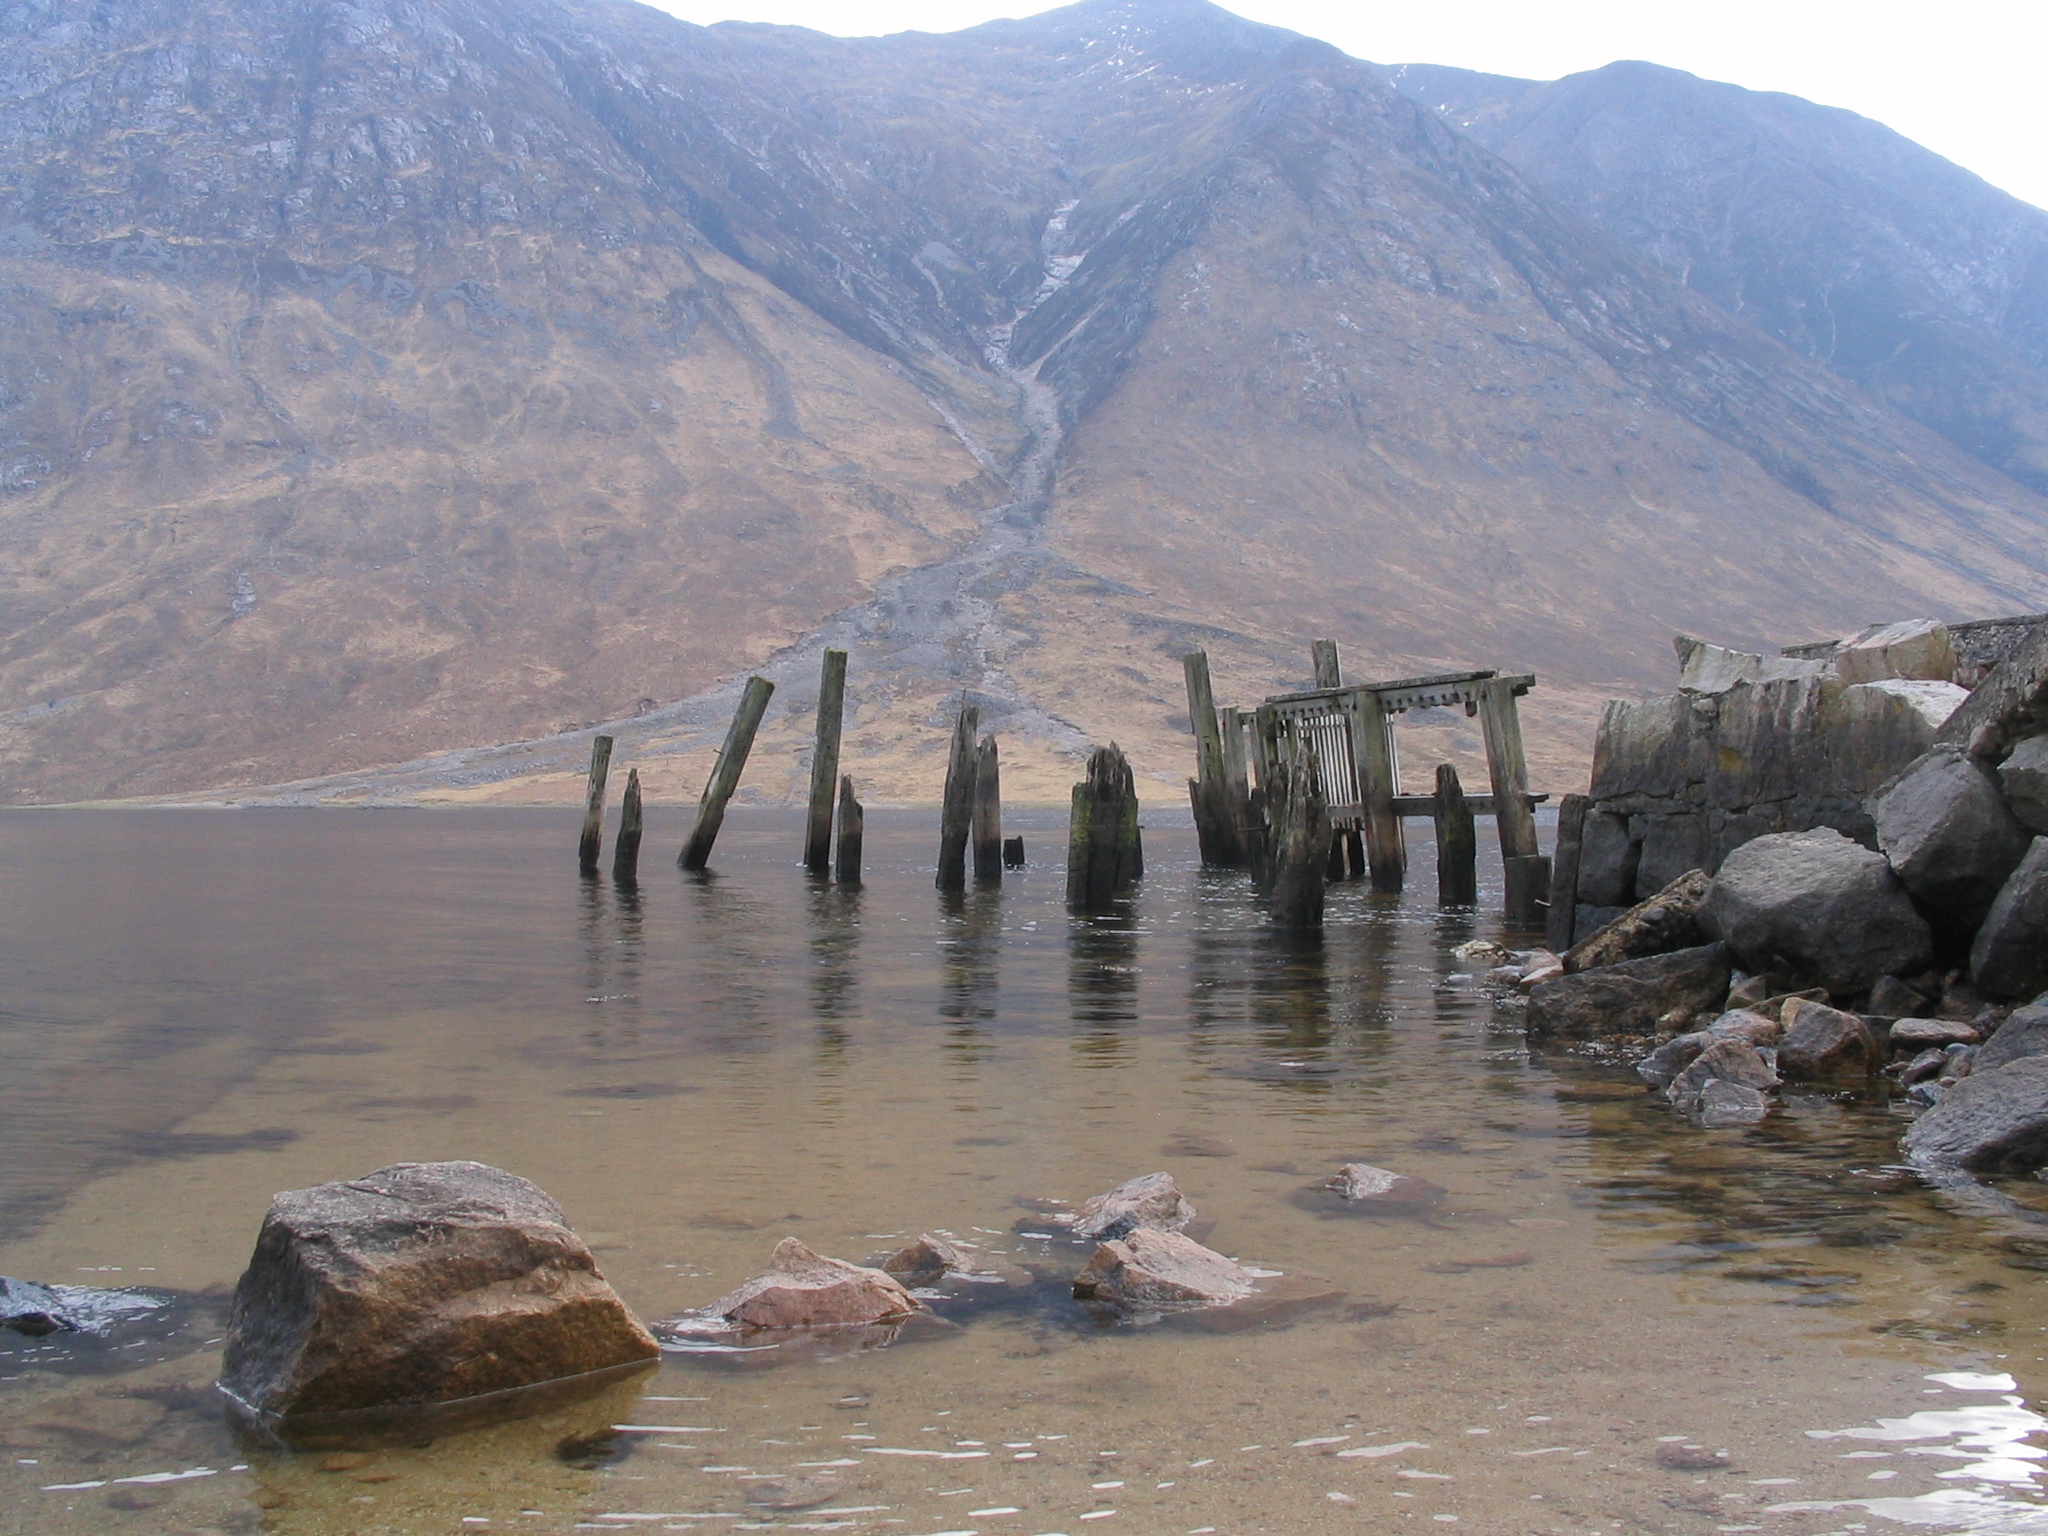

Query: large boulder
<box><xmin>1902</xmin><ymin>1055</ymin><xmax>2048</xmax><ymax>1174</ymax></box>
<box><xmin>1564</xmin><ymin>869</ymin><xmax>1710</xmax><ymax>973</ymax></box>
<box><xmin>1872</xmin><ymin>746</ymin><xmax>2031</xmax><ymax>931</ymax></box>
<box><xmin>1973</xmin><ymin>1000</ymin><xmax>2048</xmax><ymax>1073</ymax></box>
<box><xmin>1700</xmin><ymin>828</ymin><xmax>1931</xmax><ymax>994</ymax></box>
<box><xmin>1834</xmin><ymin>619</ymin><xmax>1957</xmax><ymax>686</ymax></box>
<box><xmin>219</xmin><ymin>1162</ymin><xmax>657</xmax><ymax>1435</ymax></box>
<box><xmin>1972</xmin><ymin>842</ymin><xmax>2048</xmax><ymax>1002</ymax></box>
<box><xmin>2001</xmin><ymin>736</ymin><xmax>2048</xmax><ymax>834</ymax></box>
<box><xmin>1777</xmin><ymin>1000</ymin><xmax>1884</xmax><ymax>1080</ymax></box>
<box><xmin>1072</xmin><ymin>1229</ymin><xmax>1254</xmax><ymax>1311</ymax></box>
<box><xmin>1060</xmin><ymin>1172</ymin><xmax>1195</xmax><ymax>1240</ymax></box>
<box><xmin>1526</xmin><ymin>943</ymin><xmax>1731</xmax><ymax>1038</ymax></box>
<box><xmin>712</xmin><ymin>1239</ymin><xmax>920</xmax><ymax>1329</ymax></box>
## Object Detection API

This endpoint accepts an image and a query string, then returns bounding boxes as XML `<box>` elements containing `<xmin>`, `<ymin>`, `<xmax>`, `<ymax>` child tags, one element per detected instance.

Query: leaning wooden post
<box><xmin>1477</xmin><ymin>679</ymin><xmax>1539</xmax><ymax>862</ymax></box>
<box><xmin>834</xmin><ymin>774</ymin><xmax>863</xmax><ymax>886</ymax></box>
<box><xmin>972</xmin><ymin>734</ymin><xmax>1003</xmax><ymax>883</ymax></box>
<box><xmin>1433</xmin><ymin>762</ymin><xmax>1477</xmax><ymax>906</ymax></box>
<box><xmin>612</xmin><ymin>767</ymin><xmax>643</xmax><ymax>885</ymax></box>
<box><xmin>1183</xmin><ymin>652</ymin><xmax>1241</xmax><ymax>866</ymax></box>
<box><xmin>1546</xmin><ymin>793</ymin><xmax>1589</xmax><ymax>952</ymax></box>
<box><xmin>936</xmin><ymin>699</ymin><xmax>979</xmax><ymax>891</ymax></box>
<box><xmin>1268</xmin><ymin>739</ymin><xmax>1328</xmax><ymax>931</ymax></box>
<box><xmin>577</xmin><ymin>734</ymin><xmax>615</xmax><ymax>875</ymax></box>
<box><xmin>679</xmin><ymin>676</ymin><xmax>775</xmax><ymax>871</ymax></box>
<box><xmin>804</xmin><ymin>649</ymin><xmax>848</xmax><ymax>875</ymax></box>
<box><xmin>1067</xmin><ymin>743</ymin><xmax>1140</xmax><ymax>911</ymax></box>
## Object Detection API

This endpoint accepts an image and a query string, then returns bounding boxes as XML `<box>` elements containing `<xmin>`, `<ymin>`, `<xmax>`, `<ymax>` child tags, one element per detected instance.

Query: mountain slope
<box><xmin>0</xmin><ymin>0</ymin><xmax>2044</xmax><ymax>807</ymax></box>
<box><xmin>1388</xmin><ymin>59</ymin><xmax>2048</xmax><ymax>496</ymax></box>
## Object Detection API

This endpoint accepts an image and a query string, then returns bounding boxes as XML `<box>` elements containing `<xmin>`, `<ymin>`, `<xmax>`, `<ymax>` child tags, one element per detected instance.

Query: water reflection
<box><xmin>1069</xmin><ymin>907</ymin><xmax>1138</xmax><ymax>1066</ymax></box>
<box><xmin>937</xmin><ymin>887</ymin><xmax>1000</xmax><ymax>1070</ymax></box>
<box><xmin>576</xmin><ymin>876</ymin><xmax>644</xmax><ymax>1051</ymax></box>
<box><xmin>803</xmin><ymin>875</ymin><xmax>859</xmax><ymax>1031</ymax></box>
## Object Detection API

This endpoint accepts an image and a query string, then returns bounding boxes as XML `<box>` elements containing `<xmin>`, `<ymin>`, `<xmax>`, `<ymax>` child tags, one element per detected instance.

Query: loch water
<box><xmin>2</xmin><ymin>807</ymin><xmax>2047</xmax><ymax>1536</ymax></box>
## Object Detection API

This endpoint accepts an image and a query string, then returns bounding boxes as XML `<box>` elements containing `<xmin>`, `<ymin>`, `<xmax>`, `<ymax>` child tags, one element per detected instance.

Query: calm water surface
<box><xmin>2</xmin><ymin>808</ymin><xmax>2047</xmax><ymax>1536</ymax></box>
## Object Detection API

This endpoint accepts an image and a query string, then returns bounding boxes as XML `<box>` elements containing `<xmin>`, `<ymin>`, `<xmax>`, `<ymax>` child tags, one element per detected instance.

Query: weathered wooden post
<box><xmin>612</xmin><ymin>767</ymin><xmax>643</xmax><ymax>885</ymax></box>
<box><xmin>834</xmin><ymin>774</ymin><xmax>863</xmax><ymax>886</ymax></box>
<box><xmin>1311</xmin><ymin>639</ymin><xmax>1342</xmax><ymax>690</ymax></box>
<box><xmin>1003</xmin><ymin>835</ymin><xmax>1026</xmax><ymax>868</ymax></box>
<box><xmin>1477</xmin><ymin>678</ymin><xmax>1538</xmax><ymax>862</ymax></box>
<box><xmin>1505</xmin><ymin>855</ymin><xmax>1553</xmax><ymax>930</ymax></box>
<box><xmin>804</xmin><ymin>649</ymin><xmax>848</xmax><ymax>875</ymax></box>
<box><xmin>1342</xmin><ymin>690</ymin><xmax>1406</xmax><ymax>893</ymax></box>
<box><xmin>1267</xmin><ymin>738</ymin><xmax>1327</xmax><ymax>931</ymax></box>
<box><xmin>578</xmin><ymin>734</ymin><xmax>614</xmax><ymax>875</ymax></box>
<box><xmin>1433</xmin><ymin>762</ymin><xmax>1477</xmax><ymax>907</ymax></box>
<box><xmin>680</xmin><ymin>675</ymin><xmax>775</xmax><ymax>871</ymax></box>
<box><xmin>972</xmin><ymin>734</ymin><xmax>1003</xmax><ymax>883</ymax></box>
<box><xmin>1183</xmin><ymin>651</ymin><xmax>1244</xmax><ymax>867</ymax></box>
<box><xmin>937</xmin><ymin>699</ymin><xmax>979</xmax><ymax>891</ymax></box>
<box><xmin>1546</xmin><ymin>793</ymin><xmax>1589</xmax><ymax>952</ymax></box>
<box><xmin>1067</xmin><ymin>743</ymin><xmax>1141</xmax><ymax>911</ymax></box>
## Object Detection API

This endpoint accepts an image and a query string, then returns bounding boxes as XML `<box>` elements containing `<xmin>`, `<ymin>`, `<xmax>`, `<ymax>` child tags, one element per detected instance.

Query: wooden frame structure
<box><xmin>1253</xmin><ymin>668</ymin><xmax>1541</xmax><ymax>895</ymax></box>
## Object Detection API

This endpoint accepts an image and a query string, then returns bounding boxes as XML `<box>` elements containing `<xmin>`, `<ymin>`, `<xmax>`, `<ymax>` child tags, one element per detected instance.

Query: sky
<box><xmin>641</xmin><ymin>0</ymin><xmax>2048</xmax><ymax>212</ymax></box>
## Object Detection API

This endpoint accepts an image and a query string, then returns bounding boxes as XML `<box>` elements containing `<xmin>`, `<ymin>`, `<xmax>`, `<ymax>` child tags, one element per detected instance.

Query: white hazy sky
<box><xmin>641</xmin><ymin>0</ymin><xmax>2048</xmax><ymax>212</ymax></box>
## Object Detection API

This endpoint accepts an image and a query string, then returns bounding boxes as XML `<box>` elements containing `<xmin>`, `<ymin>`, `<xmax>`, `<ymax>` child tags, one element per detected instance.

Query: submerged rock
<box><xmin>1072</xmin><ymin>1229</ymin><xmax>1255</xmax><ymax>1311</ymax></box>
<box><xmin>1636</xmin><ymin>1032</ymin><xmax>1711</xmax><ymax>1090</ymax></box>
<box><xmin>1701</xmin><ymin>828</ymin><xmax>1931</xmax><ymax>994</ymax></box>
<box><xmin>1</xmin><ymin>1276</ymin><xmax>72</xmax><ymax>1336</ymax></box>
<box><xmin>1666</xmin><ymin>1040</ymin><xmax>1780</xmax><ymax>1110</ymax></box>
<box><xmin>880</xmin><ymin>1235</ymin><xmax>962</xmax><ymax>1289</ymax></box>
<box><xmin>1525</xmin><ymin>943</ymin><xmax>1732</xmax><ymax>1037</ymax></box>
<box><xmin>713</xmin><ymin>1239</ymin><xmax>920</xmax><ymax>1329</ymax></box>
<box><xmin>1777</xmin><ymin>1000</ymin><xmax>1884</xmax><ymax>1080</ymax></box>
<box><xmin>1319</xmin><ymin>1163</ymin><xmax>1445</xmax><ymax>1214</ymax></box>
<box><xmin>1695</xmin><ymin>1080</ymin><xmax>1773</xmax><ymax>1128</ymax></box>
<box><xmin>219</xmin><ymin>1161</ymin><xmax>658</xmax><ymax>1439</ymax></box>
<box><xmin>0</xmin><ymin>1277</ymin><xmax>168</xmax><ymax>1338</ymax></box>
<box><xmin>1060</xmin><ymin>1172</ymin><xmax>1196</xmax><ymax>1240</ymax></box>
<box><xmin>1902</xmin><ymin>1055</ymin><xmax>2048</xmax><ymax>1174</ymax></box>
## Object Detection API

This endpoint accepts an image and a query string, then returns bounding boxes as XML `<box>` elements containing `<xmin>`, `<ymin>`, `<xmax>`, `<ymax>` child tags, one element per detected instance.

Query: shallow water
<box><xmin>2</xmin><ymin>807</ymin><xmax>2047</xmax><ymax>1536</ymax></box>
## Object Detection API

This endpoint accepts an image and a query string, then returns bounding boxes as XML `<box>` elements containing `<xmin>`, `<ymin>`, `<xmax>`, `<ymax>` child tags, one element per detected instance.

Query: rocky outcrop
<box><xmin>218</xmin><ymin>1162</ymin><xmax>657</xmax><ymax>1436</ymax></box>
<box><xmin>1072</xmin><ymin>1229</ymin><xmax>1255</xmax><ymax>1311</ymax></box>
<box><xmin>1526</xmin><ymin>943</ymin><xmax>1732</xmax><ymax>1037</ymax></box>
<box><xmin>1700</xmin><ymin>828</ymin><xmax>1931</xmax><ymax>994</ymax></box>
<box><xmin>1059</xmin><ymin>1173</ymin><xmax>1197</xmax><ymax>1240</ymax></box>
<box><xmin>1563</xmin><ymin>869</ymin><xmax>1710</xmax><ymax>972</ymax></box>
<box><xmin>1777</xmin><ymin>1000</ymin><xmax>1883</xmax><ymax>1080</ymax></box>
<box><xmin>711</xmin><ymin>1239</ymin><xmax>921</xmax><ymax>1330</ymax></box>
<box><xmin>1972</xmin><ymin>843</ymin><xmax>2048</xmax><ymax>1001</ymax></box>
<box><xmin>1902</xmin><ymin>1055</ymin><xmax>2048</xmax><ymax>1174</ymax></box>
<box><xmin>1872</xmin><ymin>746</ymin><xmax>2031</xmax><ymax>933</ymax></box>
<box><xmin>1319</xmin><ymin>1164</ymin><xmax>1445</xmax><ymax>1214</ymax></box>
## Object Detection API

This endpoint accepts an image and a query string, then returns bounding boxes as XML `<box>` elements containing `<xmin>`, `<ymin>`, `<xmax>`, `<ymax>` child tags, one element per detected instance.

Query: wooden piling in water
<box><xmin>937</xmin><ymin>699</ymin><xmax>979</xmax><ymax>892</ymax></box>
<box><xmin>612</xmin><ymin>767</ymin><xmax>643</xmax><ymax>885</ymax></box>
<box><xmin>1003</xmin><ymin>835</ymin><xmax>1026</xmax><ymax>868</ymax></box>
<box><xmin>834</xmin><ymin>774</ymin><xmax>863</xmax><ymax>886</ymax></box>
<box><xmin>680</xmin><ymin>675</ymin><xmax>775</xmax><ymax>872</ymax></box>
<box><xmin>1546</xmin><ymin>793</ymin><xmax>1589</xmax><ymax>953</ymax></box>
<box><xmin>972</xmin><ymin>734</ymin><xmax>1003</xmax><ymax>883</ymax></box>
<box><xmin>1067</xmin><ymin>743</ymin><xmax>1141</xmax><ymax>911</ymax></box>
<box><xmin>1342</xmin><ymin>690</ymin><xmax>1406</xmax><ymax>894</ymax></box>
<box><xmin>1477</xmin><ymin>680</ymin><xmax>1538</xmax><ymax>862</ymax></box>
<box><xmin>804</xmin><ymin>649</ymin><xmax>848</xmax><ymax>875</ymax></box>
<box><xmin>1433</xmin><ymin>762</ymin><xmax>1478</xmax><ymax>907</ymax></box>
<box><xmin>1183</xmin><ymin>651</ymin><xmax>1245</xmax><ymax>867</ymax></box>
<box><xmin>1266</xmin><ymin>739</ymin><xmax>1328</xmax><ymax>931</ymax></box>
<box><xmin>578</xmin><ymin>734</ymin><xmax>614</xmax><ymax>875</ymax></box>
<box><xmin>1505</xmin><ymin>854</ymin><xmax>1553</xmax><ymax>930</ymax></box>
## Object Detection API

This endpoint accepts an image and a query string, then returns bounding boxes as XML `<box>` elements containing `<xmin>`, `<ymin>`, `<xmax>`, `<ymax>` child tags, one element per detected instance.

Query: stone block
<box><xmin>1634</xmin><ymin>815</ymin><xmax>1711</xmax><ymax>899</ymax></box>
<box><xmin>1972</xmin><ymin>842</ymin><xmax>2048</xmax><ymax>1002</ymax></box>
<box><xmin>1576</xmin><ymin>811</ymin><xmax>1640</xmax><ymax>907</ymax></box>
<box><xmin>1835</xmin><ymin>619</ymin><xmax>1957</xmax><ymax>686</ymax></box>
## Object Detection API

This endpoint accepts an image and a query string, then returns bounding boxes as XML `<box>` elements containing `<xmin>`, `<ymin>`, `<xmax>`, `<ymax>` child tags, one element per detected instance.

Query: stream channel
<box><xmin>2</xmin><ymin>808</ymin><xmax>2047</xmax><ymax>1535</ymax></box>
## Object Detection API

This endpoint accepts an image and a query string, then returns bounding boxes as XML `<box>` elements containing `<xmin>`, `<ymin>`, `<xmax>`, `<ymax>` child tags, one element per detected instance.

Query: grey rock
<box><xmin>1635</xmin><ymin>818</ymin><xmax>1712</xmax><ymax>902</ymax></box>
<box><xmin>1572</xmin><ymin>905</ymin><xmax>1632</xmax><ymax>944</ymax></box>
<box><xmin>1873</xmin><ymin>746</ymin><xmax>2031</xmax><ymax>930</ymax></box>
<box><xmin>1889</xmin><ymin>1017</ymin><xmax>1981</xmax><ymax>1051</ymax></box>
<box><xmin>1778</xmin><ymin>999</ymin><xmax>1884</xmax><ymax>1079</ymax></box>
<box><xmin>1636</xmin><ymin>1031</ymin><xmax>1711</xmax><ymax>1089</ymax></box>
<box><xmin>1526</xmin><ymin>943</ymin><xmax>1732</xmax><ymax>1038</ymax></box>
<box><xmin>1675</xmin><ymin>635</ymin><xmax>1828</xmax><ymax>694</ymax></box>
<box><xmin>1706</xmin><ymin>1009</ymin><xmax>1780</xmax><ymax>1046</ymax></box>
<box><xmin>1974</xmin><ymin>1001</ymin><xmax>2048</xmax><ymax>1073</ymax></box>
<box><xmin>1938</xmin><ymin>622</ymin><xmax>2048</xmax><ymax>762</ymax></box>
<box><xmin>0</xmin><ymin>1276</ymin><xmax>71</xmax><ymax>1336</ymax></box>
<box><xmin>1902</xmin><ymin>1054</ymin><xmax>2048</xmax><ymax>1174</ymax></box>
<box><xmin>1063</xmin><ymin>1172</ymin><xmax>1196</xmax><ymax>1240</ymax></box>
<box><xmin>1867</xmin><ymin>974</ymin><xmax>1933</xmax><ymax>1019</ymax></box>
<box><xmin>1900</xmin><ymin>1047</ymin><xmax>1949</xmax><ymax>1085</ymax></box>
<box><xmin>1972</xmin><ymin>841</ymin><xmax>2048</xmax><ymax>1002</ymax></box>
<box><xmin>1576</xmin><ymin>812</ymin><xmax>1640</xmax><ymax>906</ymax></box>
<box><xmin>1320</xmin><ymin>1163</ymin><xmax>1445</xmax><ymax>1213</ymax></box>
<box><xmin>1695</xmin><ymin>1079</ymin><xmax>1772</xmax><ymax>1128</ymax></box>
<box><xmin>2001</xmin><ymin>735</ymin><xmax>2048</xmax><ymax>834</ymax></box>
<box><xmin>1072</xmin><ymin>1229</ymin><xmax>1255</xmax><ymax>1310</ymax></box>
<box><xmin>1667</xmin><ymin>1039</ymin><xmax>1780</xmax><ymax>1108</ymax></box>
<box><xmin>1906</xmin><ymin>1080</ymin><xmax>1946</xmax><ymax>1108</ymax></box>
<box><xmin>713</xmin><ymin>1239</ymin><xmax>921</xmax><ymax>1330</ymax></box>
<box><xmin>220</xmin><ymin>1162</ymin><xmax>658</xmax><ymax>1433</ymax></box>
<box><xmin>881</xmin><ymin>1235</ymin><xmax>962</xmax><ymax>1289</ymax></box>
<box><xmin>1835</xmin><ymin>619</ymin><xmax>1958</xmax><ymax>686</ymax></box>
<box><xmin>1701</xmin><ymin>827</ymin><xmax>1932</xmax><ymax>994</ymax></box>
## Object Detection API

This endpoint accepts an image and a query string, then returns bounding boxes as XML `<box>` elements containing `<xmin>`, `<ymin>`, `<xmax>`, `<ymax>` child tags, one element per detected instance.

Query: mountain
<box><xmin>1386</xmin><ymin>59</ymin><xmax>2048</xmax><ymax>497</ymax></box>
<box><xmin>0</xmin><ymin>0</ymin><xmax>2043</xmax><ymax>807</ymax></box>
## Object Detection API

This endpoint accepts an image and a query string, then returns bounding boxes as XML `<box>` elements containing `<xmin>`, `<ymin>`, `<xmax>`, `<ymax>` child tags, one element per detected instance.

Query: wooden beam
<box><xmin>679</xmin><ymin>676</ymin><xmax>774</xmax><ymax>871</ymax></box>
<box><xmin>936</xmin><ymin>698</ymin><xmax>979</xmax><ymax>891</ymax></box>
<box><xmin>578</xmin><ymin>734</ymin><xmax>614</xmax><ymax>876</ymax></box>
<box><xmin>803</xmin><ymin>649</ymin><xmax>847</xmax><ymax>874</ymax></box>
<box><xmin>1477</xmin><ymin>679</ymin><xmax>1539</xmax><ymax>861</ymax></box>
<box><xmin>1434</xmin><ymin>762</ymin><xmax>1478</xmax><ymax>906</ymax></box>
<box><xmin>611</xmin><ymin>767</ymin><xmax>643</xmax><ymax>885</ymax></box>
